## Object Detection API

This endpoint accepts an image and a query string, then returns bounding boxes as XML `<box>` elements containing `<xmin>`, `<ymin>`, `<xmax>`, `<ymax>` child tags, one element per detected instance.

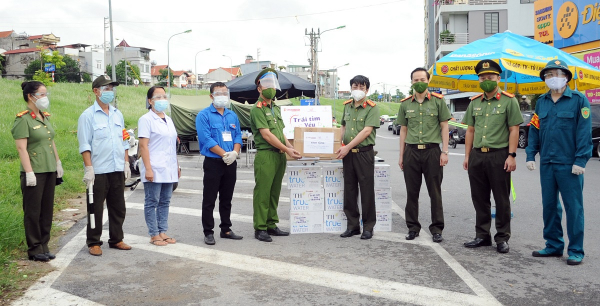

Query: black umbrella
<box><xmin>225</xmin><ymin>70</ymin><xmax>316</xmax><ymax>103</ymax></box>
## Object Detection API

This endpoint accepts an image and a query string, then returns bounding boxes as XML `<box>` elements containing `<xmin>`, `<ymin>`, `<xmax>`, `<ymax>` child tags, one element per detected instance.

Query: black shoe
<box><xmin>340</xmin><ymin>229</ymin><xmax>361</xmax><ymax>238</ymax></box>
<box><xmin>405</xmin><ymin>231</ymin><xmax>419</xmax><ymax>240</ymax></box>
<box><xmin>360</xmin><ymin>230</ymin><xmax>373</xmax><ymax>240</ymax></box>
<box><xmin>220</xmin><ymin>231</ymin><xmax>243</xmax><ymax>240</ymax></box>
<box><xmin>497</xmin><ymin>241</ymin><xmax>509</xmax><ymax>253</ymax></box>
<box><xmin>44</xmin><ymin>252</ymin><xmax>56</xmax><ymax>260</ymax></box>
<box><xmin>204</xmin><ymin>234</ymin><xmax>216</xmax><ymax>245</ymax></box>
<box><xmin>432</xmin><ymin>233</ymin><xmax>443</xmax><ymax>243</ymax></box>
<box><xmin>267</xmin><ymin>227</ymin><xmax>289</xmax><ymax>236</ymax></box>
<box><xmin>464</xmin><ymin>238</ymin><xmax>492</xmax><ymax>248</ymax></box>
<box><xmin>28</xmin><ymin>254</ymin><xmax>49</xmax><ymax>262</ymax></box>
<box><xmin>255</xmin><ymin>230</ymin><xmax>273</xmax><ymax>242</ymax></box>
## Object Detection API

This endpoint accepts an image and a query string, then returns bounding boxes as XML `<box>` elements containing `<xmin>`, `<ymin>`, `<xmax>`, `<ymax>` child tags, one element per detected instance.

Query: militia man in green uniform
<box><xmin>250</xmin><ymin>68</ymin><xmax>302</xmax><ymax>242</ymax></box>
<box><xmin>337</xmin><ymin>75</ymin><xmax>380</xmax><ymax>240</ymax></box>
<box><xmin>462</xmin><ymin>60</ymin><xmax>523</xmax><ymax>254</ymax></box>
<box><xmin>397</xmin><ymin>68</ymin><xmax>452</xmax><ymax>243</ymax></box>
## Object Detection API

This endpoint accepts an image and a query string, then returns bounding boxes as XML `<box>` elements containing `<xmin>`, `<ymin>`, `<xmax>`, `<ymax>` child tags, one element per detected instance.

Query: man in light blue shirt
<box><xmin>77</xmin><ymin>75</ymin><xmax>131</xmax><ymax>256</ymax></box>
<box><xmin>196</xmin><ymin>82</ymin><xmax>243</xmax><ymax>245</ymax></box>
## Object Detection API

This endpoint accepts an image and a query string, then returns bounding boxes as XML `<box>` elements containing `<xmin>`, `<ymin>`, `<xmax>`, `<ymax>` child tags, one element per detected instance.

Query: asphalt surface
<box><xmin>13</xmin><ymin>128</ymin><xmax>600</xmax><ymax>306</ymax></box>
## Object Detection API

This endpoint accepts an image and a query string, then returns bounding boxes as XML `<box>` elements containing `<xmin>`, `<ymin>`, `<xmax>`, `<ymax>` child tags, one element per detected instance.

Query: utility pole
<box><xmin>305</xmin><ymin>28</ymin><xmax>320</xmax><ymax>99</ymax></box>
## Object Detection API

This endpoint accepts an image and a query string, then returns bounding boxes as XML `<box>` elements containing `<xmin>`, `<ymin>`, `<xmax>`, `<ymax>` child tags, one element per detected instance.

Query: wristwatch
<box><xmin>508</xmin><ymin>152</ymin><xmax>516</xmax><ymax>158</ymax></box>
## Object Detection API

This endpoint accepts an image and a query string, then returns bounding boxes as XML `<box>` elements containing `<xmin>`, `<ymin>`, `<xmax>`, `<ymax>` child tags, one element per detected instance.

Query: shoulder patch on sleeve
<box><xmin>470</xmin><ymin>93</ymin><xmax>484</xmax><ymax>100</ymax></box>
<box><xmin>501</xmin><ymin>91</ymin><xmax>515</xmax><ymax>98</ymax></box>
<box><xmin>582</xmin><ymin>107</ymin><xmax>590</xmax><ymax>119</ymax></box>
<box><xmin>400</xmin><ymin>95</ymin><xmax>412</xmax><ymax>102</ymax></box>
<box><xmin>16</xmin><ymin>110</ymin><xmax>29</xmax><ymax>117</ymax></box>
<box><xmin>343</xmin><ymin>99</ymin><xmax>353</xmax><ymax>105</ymax></box>
<box><xmin>431</xmin><ymin>92</ymin><xmax>444</xmax><ymax>99</ymax></box>
<box><xmin>366</xmin><ymin>100</ymin><xmax>376</xmax><ymax>107</ymax></box>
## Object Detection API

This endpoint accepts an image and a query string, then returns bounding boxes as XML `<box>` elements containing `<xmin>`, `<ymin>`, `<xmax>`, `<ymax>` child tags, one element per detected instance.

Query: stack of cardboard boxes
<box><xmin>287</xmin><ymin>162</ymin><xmax>393</xmax><ymax>234</ymax></box>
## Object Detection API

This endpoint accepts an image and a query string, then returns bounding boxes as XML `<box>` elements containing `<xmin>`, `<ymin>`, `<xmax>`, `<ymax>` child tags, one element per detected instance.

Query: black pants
<box><xmin>202</xmin><ymin>157</ymin><xmax>236</xmax><ymax>235</ymax></box>
<box><xmin>343</xmin><ymin>150</ymin><xmax>376</xmax><ymax>232</ymax></box>
<box><xmin>468</xmin><ymin>148</ymin><xmax>511</xmax><ymax>243</ymax></box>
<box><xmin>21</xmin><ymin>172</ymin><xmax>56</xmax><ymax>257</ymax></box>
<box><xmin>403</xmin><ymin>146</ymin><xmax>444</xmax><ymax>234</ymax></box>
<box><xmin>87</xmin><ymin>172</ymin><xmax>126</xmax><ymax>247</ymax></box>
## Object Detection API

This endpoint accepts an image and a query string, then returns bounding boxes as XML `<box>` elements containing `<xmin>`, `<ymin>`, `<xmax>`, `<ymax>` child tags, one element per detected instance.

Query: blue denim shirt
<box><xmin>196</xmin><ymin>104</ymin><xmax>242</xmax><ymax>158</ymax></box>
<box><xmin>526</xmin><ymin>87</ymin><xmax>592</xmax><ymax>168</ymax></box>
<box><xmin>77</xmin><ymin>101</ymin><xmax>130</xmax><ymax>174</ymax></box>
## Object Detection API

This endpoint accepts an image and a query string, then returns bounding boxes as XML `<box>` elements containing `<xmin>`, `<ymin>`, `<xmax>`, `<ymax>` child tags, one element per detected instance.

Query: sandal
<box><xmin>150</xmin><ymin>239</ymin><xmax>167</xmax><ymax>246</ymax></box>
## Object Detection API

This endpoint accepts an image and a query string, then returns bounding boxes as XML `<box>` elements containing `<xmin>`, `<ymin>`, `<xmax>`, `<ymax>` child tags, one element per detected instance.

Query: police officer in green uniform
<box><xmin>250</xmin><ymin>68</ymin><xmax>302</xmax><ymax>242</ymax></box>
<box><xmin>397</xmin><ymin>68</ymin><xmax>452</xmax><ymax>243</ymax></box>
<box><xmin>337</xmin><ymin>75</ymin><xmax>380</xmax><ymax>240</ymax></box>
<box><xmin>12</xmin><ymin>81</ymin><xmax>64</xmax><ymax>262</ymax></box>
<box><xmin>462</xmin><ymin>60</ymin><xmax>523</xmax><ymax>253</ymax></box>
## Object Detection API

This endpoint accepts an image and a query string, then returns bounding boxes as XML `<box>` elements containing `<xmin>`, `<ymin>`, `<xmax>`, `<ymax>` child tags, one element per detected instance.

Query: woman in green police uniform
<box><xmin>11</xmin><ymin>81</ymin><xmax>64</xmax><ymax>262</ymax></box>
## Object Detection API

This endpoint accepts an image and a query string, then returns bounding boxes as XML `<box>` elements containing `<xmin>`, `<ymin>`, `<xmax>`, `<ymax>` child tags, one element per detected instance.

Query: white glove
<box><xmin>83</xmin><ymin>166</ymin><xmax>94</xmax><ymax>185</ymax></box>
<box><xmin>25</xmin><ymin>172</ymin><xmax>37</xmax><ymax>187</ymax></box>
<box><xmin>222</xmin><ymin>151</ymin><xmax>238</xmax><ymax>166</ymax></box>
<box><xmin>526</xmin><ymin>161</ymin><xmax>536</xmax><ymax>171</ymax></box>
<box><xmin>124</xmin><ymin>161</ymin><xmax>131</xmax><ymax>180</ymax></box>
<box><xmin>56</xmin><ymin>160</ymin><xmax>64</xmax><ymax>178</ymax></box>
<box><xmin>572</xmin><ymin>165</ymin><xmax>585</xmax><ymax>175</ymax></box>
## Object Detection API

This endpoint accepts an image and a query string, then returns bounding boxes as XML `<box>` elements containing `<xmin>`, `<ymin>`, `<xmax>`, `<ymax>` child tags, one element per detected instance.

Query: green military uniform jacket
<box><xmin>250</xmin><ymin>98</ymin><xmax>286</xmax><ymax>150</ymax></box>
<box><xmin>397</xmin><ymin>92</ymin><xmax>452</xmax><ymax>144</ymax></box>
<box><xmin>11</xmin><ymin>108</ymin><xmax>57</xmax><ymax>173</ymax></box>
<box><xmin>341</xmin><ymin>99</ymin><xmax>380</xmax><ymax>147</ymax></box>
<box><xmin>462</xmin><ymin>90</ymin><xmax>523</xmax><ymax>148</ymax></box>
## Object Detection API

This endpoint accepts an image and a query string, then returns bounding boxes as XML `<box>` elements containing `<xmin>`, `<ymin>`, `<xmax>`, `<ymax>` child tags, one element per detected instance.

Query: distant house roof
<box><xmin>0</xmin><ymin>30</ymin><xmax>13</xmax><ymax>38</ymax></box>
<box><xmin>207</xmin><ymin>67</ymin><xmax>241</xmax><ymax>75</ymax></box>
<box><xmin>3</xmin><ymin>47</ymin><xmax>40</xmax><ymax>55</ymax></box>
<box><xmin>151</xmin><ymin>65</ymin><xmax>168</xmax><ymax>76</ymax></box>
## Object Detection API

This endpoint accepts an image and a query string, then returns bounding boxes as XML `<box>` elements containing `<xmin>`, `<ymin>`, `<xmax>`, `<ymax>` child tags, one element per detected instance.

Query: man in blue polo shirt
<box><xmin>196</xmin><ymin>82</ymin><xmax>243</xmax><ymax>245</ymax></box>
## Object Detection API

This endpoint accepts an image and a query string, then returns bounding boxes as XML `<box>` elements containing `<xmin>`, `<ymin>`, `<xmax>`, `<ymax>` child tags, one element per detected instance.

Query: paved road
<box><xmin>14</xmin><ymin>130</ymin><xmax>600</xmax><ymax>306</ymax></box>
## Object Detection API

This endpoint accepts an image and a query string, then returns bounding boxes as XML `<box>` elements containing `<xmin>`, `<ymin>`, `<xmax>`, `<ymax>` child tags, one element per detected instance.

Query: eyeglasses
<box><xmin>33</xmin><ymin>92</ymin><xmax>50</xmax><ymax>97</ymax></box>
<box><xmin>151</xmin><ymin>95</ymin><xmax>168</xmax><ymax>100</ymax></box>
<box><xmin>544</xmin><ymin>71</ymin><xmax>566</xmax><ymax>79</ymax></box>
<box><xmin>212</xmin><ymin>91</ymin><xmax>229</xmax><ymax>97</ymax></box>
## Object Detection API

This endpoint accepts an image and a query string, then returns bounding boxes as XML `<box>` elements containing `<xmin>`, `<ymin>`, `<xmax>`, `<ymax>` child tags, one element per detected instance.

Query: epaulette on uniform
<box><xmin>400</xmin><ymin>95</ymin><xmax>412</xmax><ymax>102</ymax></box>
<box><xmin>16</xmin><ymin>110</ymin><xmax>29</xmax><ymax>117</ymax></box>
<box><xmin>431</xmin><ymin>92</ymin><xmax>444</xmax><ymax>99</ymax></box>
<box><xmin>343</xmin><ymin>99</ymin><xmax>353</xmax><ymax>105</ymax></box>
<box><xmin>501</xmin><ymin>91</ymin><xmax>515</xmax><ymax>98</ymax></box>
<box><xmin>471</xmin><ymin>93</ymin><xmax>484</xmax><ymax>100</ymax></box>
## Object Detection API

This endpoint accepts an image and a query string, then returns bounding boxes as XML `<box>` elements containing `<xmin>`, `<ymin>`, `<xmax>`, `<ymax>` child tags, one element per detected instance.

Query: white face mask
<box><xmin>545</xmin><ymin>77</ymin><xmax>567</xmax><ymax>91</ymax></box>
<box><xmin>213</xmin><ymin>95</ymin><xmax>229</xmax><ymax>108</ymax></box>
<box><xmin>34</xmin><ymin>96</ymin><xmax>50</xmax><ymax>110</ymax></box>
<box><xmin>351</xmin><ymin>90</ymin><xmax>366</xmax><ymax>102</ymax></box>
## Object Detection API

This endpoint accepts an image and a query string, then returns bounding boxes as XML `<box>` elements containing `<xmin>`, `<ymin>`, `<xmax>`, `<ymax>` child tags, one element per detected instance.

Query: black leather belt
<box><xmin>350</xmin><ymin>145</ymin><xmax>373</xmax><ymax>153</ymax></box>
<box><xmin>474</xmin><ymin>147</ymin><xmax>507</xmax><ymax>153</ymax></box>
<box><xmin>262</xmin><ymin>148</ymin><xmax>285</xmax><ymax>154</ymax></box>
<box><xmin>406</xmin><ymin>143</ymin><xmax>439</xmax><ymax>150</ymax></box>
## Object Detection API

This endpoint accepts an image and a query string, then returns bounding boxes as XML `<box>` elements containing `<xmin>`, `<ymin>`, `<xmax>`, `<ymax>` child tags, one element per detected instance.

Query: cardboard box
<box><xmin>323</xmin><ymin>211</ymin><xmax>347</xmax><ymax>233</ymax></box>
<box><xmin>292</xmin><ymin>127</ymin><xmax>342</xmax><ymax>160</ymax></box>
<box><xmin>322</xmin><ymin>165</ymin><xmax>344</xmax><ymax>189</ymax></box>
<box><xmin>374</xmin><ymin>164</ymin><xmax>391</xmax><ymax>188</ymax></box>
<box><xmin>287</xmin><ymin>166</ymin><xmax>322</xmax><ymax>190</ymax></box>
<box><xmin>324</xmin><ymin>188</ymin><xmax>344</xmax><ymax>211</ymax></box>
<box><xmin>289</xmin><ymin>190</ymin><xmax>325</xmax><ymax>212</ymax></box>
<box><xmin>290</xmin><ymin>211</ymin><xmax>324</xmax><ymax>234</ymax></box>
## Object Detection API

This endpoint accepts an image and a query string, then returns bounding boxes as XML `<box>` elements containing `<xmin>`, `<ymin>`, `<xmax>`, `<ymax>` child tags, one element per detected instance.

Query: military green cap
<box><xmin>255</xmin><ymin>68</ymin><xmax>279</xmax><ymax>85</ymax></box>
<box><xmin>92</xmin><ymin>75</ymin><xmax>120</xmax><ymax>89</ymax></box>
<box><xmin>540</xmin><ymin>59</ymin><xmax>572</xmax><ymax>82</ymax></box>
<box><xmin>475</xmin><ymin>60</ymin><xmax>502</xmax><ymax>75</ymax></box>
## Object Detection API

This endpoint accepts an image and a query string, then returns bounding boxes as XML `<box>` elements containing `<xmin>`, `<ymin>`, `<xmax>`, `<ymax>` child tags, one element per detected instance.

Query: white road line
<box><xmin>128</xmin><ymin>234</ymin><xmax>500</xmax><ymax>306</ymax></box>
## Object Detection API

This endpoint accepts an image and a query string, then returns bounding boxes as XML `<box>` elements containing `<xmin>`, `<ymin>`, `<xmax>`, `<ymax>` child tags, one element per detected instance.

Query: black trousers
<box><xmin>21</xmin><ymin>172</ymin><xmax>56</xmax><ymax>257</ymax></box>
<box><xmin>403</xmin><ymin>146</ymin><xmax>445</xmax><ymax>234</ymax></box>
<box><xmin>343</xmin><ymin>150</ymin><xmax>376</xmax><ymax>232</ymax></box>
<box><xmin>467</xmin><ymin>148</ymin><xmax>511</xmax><ymax>243</ymax></box>
<box><xmin>202</xmin><ymin>157</ymin><xmax>236</xmax><ymax>235</ymax></box>
<box><xmin>87</xmin><ymin>172</ymin><xmax>126</xmax><ymax>247</ymax></box>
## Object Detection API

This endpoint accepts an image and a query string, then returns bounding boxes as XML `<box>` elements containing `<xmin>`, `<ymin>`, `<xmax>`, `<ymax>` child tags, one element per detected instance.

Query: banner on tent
<box><xmin>281</xmin><ymin>106</ymin><xmax>333</xmax><ymax>139</ymax></box>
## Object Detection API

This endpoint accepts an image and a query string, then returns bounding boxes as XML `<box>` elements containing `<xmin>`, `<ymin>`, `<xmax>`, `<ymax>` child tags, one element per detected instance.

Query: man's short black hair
<box><xmin>350</xmin><ymin>75</ymin><xmax>370</xmax><ymax>90</ymax></box>
<box><xmin>410</xmin><ymin>68</ymin><xmax>430</xmax><ymax>81</ymax></box>
<box><xmin>210</xmin><ymin>82</ymin><xmax>227</xmax><ymax>94</ymax></box>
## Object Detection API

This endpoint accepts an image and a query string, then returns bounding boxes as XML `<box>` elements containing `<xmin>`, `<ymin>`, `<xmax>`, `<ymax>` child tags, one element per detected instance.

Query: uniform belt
<box><xmin>474</xmin><ymin>147</ymin><xmax>507</xmax><ymax>153</ymax></box>
<box><xmin>262</xmin><ymin>148</ymin><xmax>285</xmax><ymax>154</ymax></box>
<box><xmin>406</xmin><ymin>143</ymin><xmax>439</xmax><ymax>150</ymax></box>
<box><xmin>350</xmin><ymin>145</ymin><xmax>373</xmax><ymax>153</ymax></box>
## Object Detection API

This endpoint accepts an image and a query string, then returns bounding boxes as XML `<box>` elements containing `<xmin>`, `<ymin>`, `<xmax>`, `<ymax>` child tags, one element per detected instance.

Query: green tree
<box><xmin>105</xmin><ymin>60</ymin><xmax>142</xmax><ymax>84</ymax></box>
<box><xmin>156</xmin><ymin>68</ymin><xmax>174</xmax><ymax>86</ymax></box>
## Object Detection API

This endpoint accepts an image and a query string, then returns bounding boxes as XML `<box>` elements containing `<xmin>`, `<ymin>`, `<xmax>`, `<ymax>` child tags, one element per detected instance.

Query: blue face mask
<box><xmin>99</xmin><ymin>91</ymin><xmax>115</xmax><ymax>104</ymax></box>
<box><xmin>154</xmin><ymin>100</ymin><xmax>169</xmax><ymax>113</ymax></box>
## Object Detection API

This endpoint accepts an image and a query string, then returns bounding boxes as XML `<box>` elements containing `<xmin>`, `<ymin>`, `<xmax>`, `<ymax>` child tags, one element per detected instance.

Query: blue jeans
<box><xmin>143</xmin><ymin>182</ymin><xmax>174</xmax><ymax>237</ymax></box>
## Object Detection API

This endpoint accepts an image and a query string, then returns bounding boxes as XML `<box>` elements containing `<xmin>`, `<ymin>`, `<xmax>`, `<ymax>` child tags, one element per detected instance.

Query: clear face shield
<box><xmin>259</xmin><ymin>72</ymin><xmax>281</xmax><ymax>90</ymax></box>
